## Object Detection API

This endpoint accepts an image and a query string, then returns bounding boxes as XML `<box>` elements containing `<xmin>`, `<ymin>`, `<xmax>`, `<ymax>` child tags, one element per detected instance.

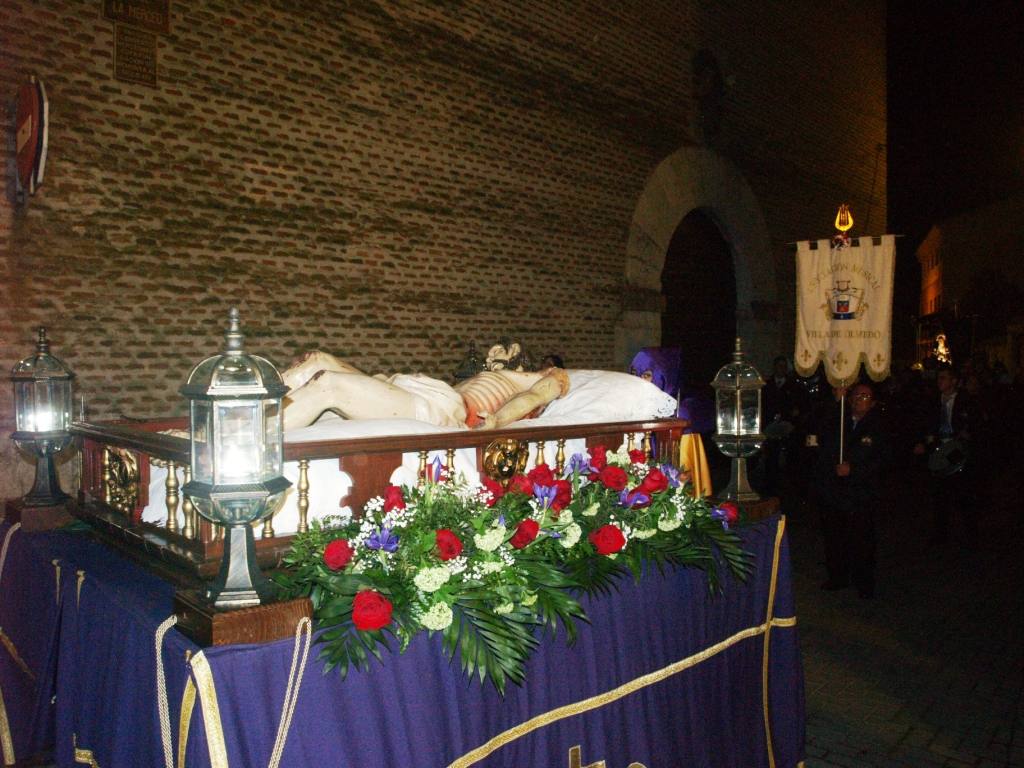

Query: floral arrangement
<box><xmin>275</xmin><ymin>443</ymin><xmax>750</xmax><ymax>693</ymax></box>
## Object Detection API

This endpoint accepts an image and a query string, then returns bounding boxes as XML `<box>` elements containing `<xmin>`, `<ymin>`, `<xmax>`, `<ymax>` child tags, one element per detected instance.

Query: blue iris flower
<box><xmin>710</xmin><ymin>507</ymin><xmax>730</xmax><ymax>530</ymax></box>
<box><xmin>564</xmin><ymin>452</ymin><xmax>593</xmax><ymax>478</ymax></box>
<box><xmin>428</xmin><ymin>456</ymin><xmax>444</xmax><ymax>483</ymax></box>
<box><xmin>660</xmin><ymin>464</ymin><xmax>681</xmax><ymax>488</ymax></box>
<box><xmin>366</xmin><ymin>526</ymin><xmax>400</xmax><ymax>552</ymax></box>
<box><xmin>533</xmin><ymin>484</ymin><xmax>557</xmax><ymax>510</ymax></box>
<box><xmin>618</xmin><ymin>489</ymin><xmax>650</xmax><ymax>508</ymax></box>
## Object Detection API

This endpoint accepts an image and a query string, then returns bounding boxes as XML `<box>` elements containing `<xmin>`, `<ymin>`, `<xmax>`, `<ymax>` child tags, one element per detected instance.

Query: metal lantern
<box><xmin>181</xmin><ymin>309</ymin><xmax>291</xmax><ymax>609</ymax></box>
<box><xmin>10</xmin><ymin>327</ymin><xmax>74</xmax><ymax>507</ymax></box>
<box><xmin>711</xmin><ymin>337</ymin><xmax>765</xmax><ymax>502</ymax></box>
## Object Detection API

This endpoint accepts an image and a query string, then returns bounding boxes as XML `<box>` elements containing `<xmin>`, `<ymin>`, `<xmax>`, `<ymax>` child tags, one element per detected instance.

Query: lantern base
<box><xmin>207</xmin><ymin>522</ymin><xmax>278</xmax><ymax>609</ymax></box>
<box><xmin>3</xmin><ymin>497</ymin><xmax>74</xmax><ymax>532</ymax></box>
<box><xmin>716</xmin><ymin>457</ymin><xmax>762</xmax><ymax>503</ymax></box>
<box><xmin>173</xmin><ymin>589</ymin><xmax>313</xmax><ymax>646</ymax></box>
<box><xmin>20</xmin><ymin>448</ymin><xmax>71</xmax><ymax>508</ymax></box>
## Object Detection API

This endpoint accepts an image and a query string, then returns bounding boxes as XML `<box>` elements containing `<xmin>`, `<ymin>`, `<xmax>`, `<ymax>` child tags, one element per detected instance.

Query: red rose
<box><xmin>589</xmin><ymin>524</ymin><xmax>626</xmax><ymax>555</ymax></box>
<box><xmin>435</xmin><ymin>529</ymin><xmax>463</xmax><ymax>561</ymax></box>
<box><xmin>598</xmin><ymin>465</ymin><xmax>628</xmax><ymax>491</ymax></box>
<box><xmin>551</xmin><ymin>479</ymin><xmax>572</xmax><ymax>512</ymax></box>
<box><xmin>323</xmin><ymin>539</ymin><xmax>354</xmax><ymax>570</ymax></box>
<box><xmin>352</xmin><ymin>590</ymin><xmax>393</xmax><ymax>631</ymax></box>
<box><xmin>508</xmin><ymin>474</ymin><xmax>533</xmax><ymax>496</ymax></box>
<box><xmin>719</xmin><ymin>501</ymin><xmax>740</xmax><ymax>525</ymax></box>
<box><xmin>629</xmin><ymin>449</ymin><xmax>647</xmax><ymax>464</ymax></box>
<box><xmin>510</xmin><ymin>519</ymin><xmax>540</xmax><ymax>549</ymax></box>
<box><xmin>637</xmin><ymin>468</ymin><xmax>669</xmax><ymax>496</ymax></box>
<box><xmin>383</xmin><ymin>485</ymin><xmax>406</xmax><ymax>513</ymax></box>
<box><xmin>590</xmin><ymin>445</ymin><xmax>608</xmax><ymax>471</ymax></box>
<box><xmin>527</xmin><ymin>463</ymin><xmax>555</xmax><ymax>487</ymax></box>
<box><xmin>482</xmin><ymin>477</ymin><xmax>504</xmax><ymax>507</ymax></box>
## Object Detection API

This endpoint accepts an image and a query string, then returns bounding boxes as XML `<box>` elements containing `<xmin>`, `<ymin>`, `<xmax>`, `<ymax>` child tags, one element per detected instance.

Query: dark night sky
<box><xmin>887</xmin><ymin>1</ymin><xmax>1024</xmax><ymax>332</ymax></box>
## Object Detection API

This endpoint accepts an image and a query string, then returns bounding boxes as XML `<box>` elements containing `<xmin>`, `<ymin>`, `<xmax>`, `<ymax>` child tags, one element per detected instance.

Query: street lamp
<box><xmin>711</xmin><ymin>337</ymin><xmax>765</xmax><ymax>502</ymax></box>
<box><xmin>8</xmin><ymin>328</ymin><xmax>74</xmax><ymax>524</ymax></box>
<box><xmin>180</xmin><ymin>309</ymin><xmax>291</xmax><ymax>609</ymax></box>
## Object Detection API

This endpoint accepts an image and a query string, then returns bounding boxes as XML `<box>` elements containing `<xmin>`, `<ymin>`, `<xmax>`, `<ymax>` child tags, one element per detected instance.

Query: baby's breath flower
<box><xmin>446</xmin><ymin>556</ymin><xmax>468</xmax><ymax>576</ymax></box>
<box><xmin>479</xmin><ymin>560</ymin><xmax>504</xmax><ymax>575</ymax></box>
<box><xmin>413</xmin><ymin>566</ymin><xmax>450</xmax><ymax>593</ymax></box>
<box><xmin>632</xmin><ymin>528</ymin><xmax>657</xmax><ymax>540</ymax></box>
<box><xmin>420</xmin><ymin>601</ymin><xmax>454</xmax><ymax>631</ymax></box>
<box><xmin>559</xmin><ymin>523</ymin><xmax>582</xmax><ymax>548</ymax></box>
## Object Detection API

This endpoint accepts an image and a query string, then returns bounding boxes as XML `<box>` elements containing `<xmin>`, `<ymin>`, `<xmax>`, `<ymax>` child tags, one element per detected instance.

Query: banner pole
<box><xmin>838</xmin><ymin>391</ymin><xmax>846</xmax><ymax>465</ymax></box>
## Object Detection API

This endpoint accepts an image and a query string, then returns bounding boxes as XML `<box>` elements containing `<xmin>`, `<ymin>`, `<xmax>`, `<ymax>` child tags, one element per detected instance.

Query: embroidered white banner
<box><xmin>794</xmin><ymin>235</ymin><xmax>896</xmax><ymax>386</ymax></box>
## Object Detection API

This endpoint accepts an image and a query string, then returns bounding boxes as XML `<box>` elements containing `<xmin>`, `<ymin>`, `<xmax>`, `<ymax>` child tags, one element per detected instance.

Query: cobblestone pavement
<box><xmin>784</xmin><ymin>455</ymin><xmax>1024</xmax><ymax>768</ymax></box>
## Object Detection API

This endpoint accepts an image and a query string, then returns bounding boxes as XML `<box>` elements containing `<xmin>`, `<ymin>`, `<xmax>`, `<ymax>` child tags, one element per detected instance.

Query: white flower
<box><xmin>494</xmin><ymin>602</ymin><xmax>514</xmax><ymax>615</ymax></box>
<box><xmin>522</xmin><ymin>592</ymin><xmax>538</xmax><ymax>606</ymax></box>
<box><xmin>473</xmin><ymin>526</ymin><xmax>505</xmax><ymax>552</ymax></box>
<box><xmin>480</xmin><ymin>560</ymin><xmax>504</xmax><ymax>575</ymax></box>
<box><xmin>557</xmin><ymin>509</ymin><xmax>573</xmax><ymax>525</ymax></box>
<box><xmin>658</xmin><ymin>515</ymin><xmax>682</xmax><ymax>532</ymax></box>
<box><xmin>559</xmin><ymin>523</ymin><xmax>582</xmax><ymax>548</ymax></box>
<box><xmin>582</xmin><ymin>502</ymin><xmax>600</xmax><ymax>517</ymax></box>
<box><xmin>608</xmin><ymin>445</ymin><xmax>632</xmax><ymax>467</ymax></box>
<box><xmin>632</xmin><ymin>528</ymin><xmax>657</xmax><ymax>540</ymax></box>
<box><xmin>420</xmin><ymin>601</ymin><xmax>454</xmax><ymax>631</ymax></box>
<box><xmin>446</xmin><ymin>556</ymin><xmax>468</xmax><ymax>576</ymax></box>
<box><xmin>413</xmin><ymin>566</ymin><xmax>450</xmax><ymax>593</ymax></box>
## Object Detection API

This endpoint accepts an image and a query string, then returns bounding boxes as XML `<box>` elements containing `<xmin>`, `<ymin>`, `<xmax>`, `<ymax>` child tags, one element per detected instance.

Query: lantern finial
<box><xmin>224</xmin><ymin>307</ymin><xmax>244</xmax><ymax>353</ymax></box>
<box><xmin>37</xmin><ymin>326</ymin><xmax>49</xmax><ymax>354</ymax></box>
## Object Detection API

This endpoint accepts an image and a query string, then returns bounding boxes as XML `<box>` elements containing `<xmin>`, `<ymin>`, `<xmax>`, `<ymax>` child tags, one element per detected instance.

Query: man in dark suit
<box><xmin>913</xmin><ymin>364</ymin><xmax>980</xmax><ymax>547</ymax></box>
<box><xmin>761</xmin><ymin>356</ymin><xmax>806</xmax><ymax>495</ymax></box>
<box><xmin>814</xmin><ymin>382</ymin><xmax>891</xmax><ymax>598</ymax></box>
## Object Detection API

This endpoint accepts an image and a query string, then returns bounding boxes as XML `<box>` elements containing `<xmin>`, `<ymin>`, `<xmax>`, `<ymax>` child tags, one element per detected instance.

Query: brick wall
<box><xmin>0</xmin><ymin>0</ymin><xmax>886</xmax><ymax>497</ymax></box>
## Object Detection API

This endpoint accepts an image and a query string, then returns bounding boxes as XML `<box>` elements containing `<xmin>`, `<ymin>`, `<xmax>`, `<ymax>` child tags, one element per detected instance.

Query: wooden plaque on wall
<box><xmin>114</xmin><ymin>24</ymin><xmax>158</xmax><ymax>86</ymax></box>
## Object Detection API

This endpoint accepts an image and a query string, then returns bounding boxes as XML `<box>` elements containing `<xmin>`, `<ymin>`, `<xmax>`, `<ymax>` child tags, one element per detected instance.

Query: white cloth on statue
<box><xmin>794</xmin><ymin>234</ymin><xmax>896</xmax><ymax>386</ymax></box>
<box><xmin>383</xmin><ymin>373</ymin><xmax>467</xmax><ymax>427</ymax></box>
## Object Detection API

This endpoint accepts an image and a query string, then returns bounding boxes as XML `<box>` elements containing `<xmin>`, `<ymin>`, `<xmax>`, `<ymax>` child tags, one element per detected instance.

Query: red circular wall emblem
<box><xmin>15</xmin><ymin>78</ymin><xmax>47</xmax><ymax>195</ymax></box>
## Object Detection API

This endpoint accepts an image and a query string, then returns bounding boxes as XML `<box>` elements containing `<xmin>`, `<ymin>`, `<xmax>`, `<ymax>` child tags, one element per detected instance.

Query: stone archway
<box><xmin>615</xmin><ymin>146</ymin><xmax>778</xmax><ymax>371</ymax></box>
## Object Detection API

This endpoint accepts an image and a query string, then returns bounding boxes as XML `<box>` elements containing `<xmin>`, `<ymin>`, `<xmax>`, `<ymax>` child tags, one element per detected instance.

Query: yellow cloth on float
<box><xmin>679</xmin><ymin>433</ymin><xmax>712</xmax><ymax>497</ymax></box>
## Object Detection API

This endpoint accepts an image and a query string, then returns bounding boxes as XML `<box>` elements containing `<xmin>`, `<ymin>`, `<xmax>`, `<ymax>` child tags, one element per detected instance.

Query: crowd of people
<box><xmin>757</xmin><ymin>353</ymin><xmax>1022</xmax><ymax>599</ymax></box>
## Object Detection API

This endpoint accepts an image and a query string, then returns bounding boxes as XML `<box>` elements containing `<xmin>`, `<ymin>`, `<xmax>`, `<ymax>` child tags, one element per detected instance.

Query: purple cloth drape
<box><xmin>0</xmin><ymin>518</ymin><xmax>805</xmax><ymax>768</ymax></box>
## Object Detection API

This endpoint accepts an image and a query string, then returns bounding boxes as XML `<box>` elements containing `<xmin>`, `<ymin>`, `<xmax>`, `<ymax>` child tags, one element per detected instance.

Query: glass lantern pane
<box><xmin>33</xmin><ymin>380</ymin><xmax>54</xmax><ymax>431</ymax></box>
<box><xmin>58</xmin><ymin>380</ymin><xmax>73</xmax><ymax>429</ymax></box>
<box><xmin>740</xmin><ymin>389</ymin><xmax>760</xmax><ymax>434</ymax></box>
<box><xmin>14</xmin><ymin>381</ymin><xmax>33</xmax><ymax>431</ymax></box>
<box><xmin>191</xmin><ymin>401</ymin><xmax>214</xmax><ymax>484</ymax></box>
<box><xmin>716</xmin><ymin>390</ymin><xmax>739</xmax><ymax>435</ymax></box>
<box><xmin>215</xmin><ymin>402</ymin><xmax>260</xmax><ymax>484</ymax></box>
<box><xmin>263</xmin><ymin>400</ymin><xmax>282</xmax><ymax>478</ymax></box>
